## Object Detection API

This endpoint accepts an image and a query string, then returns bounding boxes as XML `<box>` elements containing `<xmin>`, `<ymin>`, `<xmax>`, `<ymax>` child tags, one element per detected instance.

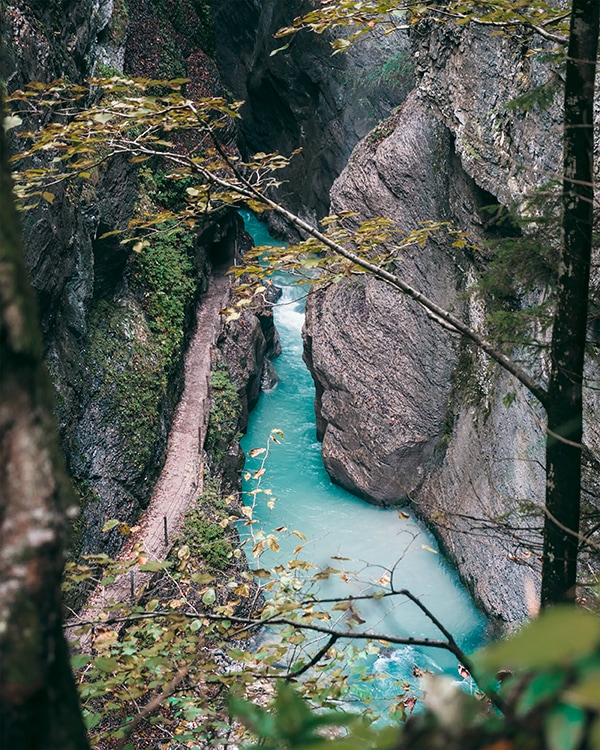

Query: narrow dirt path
<box><xmin>70</xmin><ymin>273</ymin><xmax>231</xmax><ymax>637</ymax></box>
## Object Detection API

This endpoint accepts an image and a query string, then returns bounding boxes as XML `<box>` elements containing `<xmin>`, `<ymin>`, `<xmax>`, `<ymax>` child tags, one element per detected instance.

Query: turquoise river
<box><xmin>239</xmin><ymin>212</ymin><xmax>486</xmax><ymax>715</ymax></box>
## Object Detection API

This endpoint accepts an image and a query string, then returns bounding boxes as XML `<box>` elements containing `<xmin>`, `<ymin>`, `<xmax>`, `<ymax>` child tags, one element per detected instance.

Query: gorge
<box><xmin>2</xmin><ymin>0</ymin><xmax>599</xmax><ymax>747</ymax></box>
<box><xmin>239</xmin><ymin>211</ymin><xmax>487</xmax><ymax>705</ymax></box>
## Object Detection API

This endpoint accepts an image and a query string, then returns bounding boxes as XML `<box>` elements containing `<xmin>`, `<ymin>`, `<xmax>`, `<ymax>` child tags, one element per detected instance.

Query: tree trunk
<box><xmin>0</xmin><ymin>93</ymin><xmax>90</xmax><ymax>750</ymax></box>
<box><xmin>541</xmin><ymin>0</ymin><xmax>599</xmax><ymax>605</ymax></box>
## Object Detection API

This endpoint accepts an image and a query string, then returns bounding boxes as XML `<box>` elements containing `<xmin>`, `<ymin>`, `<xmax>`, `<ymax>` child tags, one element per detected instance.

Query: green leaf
<box><xmin>102</xmin><ymin>519</ymin><xmax>119</xmax><ymax>532</ymax></box>
<box><xmin>229</xmin><ymin>697</ymin><xmax>276</xmax><ymax>737</ymax></box>
<box><xmin>83</xmin><ymin>712</ymin><xmax>103</xmax><ymax>730</ymax></box>
<box><xmin>202</xmin><ymin>588</ymin><xmax>216</xmax><ymax>606</ymax></box>
<box><xmin>517</xmin><ymin>670</ymin><xmax>565</xmax><ymax>716</ymax></box>
<box><xmin>545</xmin><ymin>703</ymin><xmax>585</xmax><ymax>750</ymax></box>
<box><xmin>565</xmin><ymin>674</ymin><xmax>600</xmax><ymax>710</ymax></box>
<box><xmin>475</xmin><ymin>607</ymin><xmax>600</xmax><ymax>673</ymax></box>
<box><xmin>191</xmin><ymin>572</ymin><xmax>214</xmax><ymax>584</ymax></box>
<box><xmin>270</xmin><ymin>43</ymin><xmax>291</xmax><ymax>56</ymax></box>
<box><xmin>138</xmin><ymin>560</ymin><xmax>170</xmax><ymax>572</ymax></box>
<box><xmin>71</xmin><ymin>653</ymin><xmax>92</xmax><ymax>669</ymax></box>
<box><xmin>93</xmin><ymin>656</ymin><xmax>120</xmax><ymax>672</ymax></box>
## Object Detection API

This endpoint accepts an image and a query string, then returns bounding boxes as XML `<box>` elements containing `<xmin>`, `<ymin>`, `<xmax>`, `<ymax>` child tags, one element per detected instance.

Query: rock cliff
<box><xmin>210</xmin><ymin>0</ymin><xmax>412</xmax><ymax>225</ymax></box>
<box><xmin>2</xmin><ymin>0</ymin><xmax>260</xmax><ymax>561</ymax></box>
<box><xmin>303</xmin><ymin>23</ymin><xmax>599</xmax><ymax>624</ymax></box>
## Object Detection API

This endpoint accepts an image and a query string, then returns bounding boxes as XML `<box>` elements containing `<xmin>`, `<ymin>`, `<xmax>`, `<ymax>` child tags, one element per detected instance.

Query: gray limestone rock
<box><xmin>302</xmin><ymin>21</ymin><xmax>599</xmax><ymax>622</ymax></box>
<box><xmin>302</xmin><ymin>67</ymin><xmax>571</xmax><ymax>623</ymax></box>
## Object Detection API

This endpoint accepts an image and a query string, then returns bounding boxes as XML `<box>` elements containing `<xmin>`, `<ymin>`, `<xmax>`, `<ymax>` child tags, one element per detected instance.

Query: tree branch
<box><xmin>114</xmin><ymin>666</ymin><xmax>189</xmax><ymax>750</ymax></box>
<box><xmin>178</xmin><ymin>126</ymin><xmax>549</xmax><ymax>409</ymax></box>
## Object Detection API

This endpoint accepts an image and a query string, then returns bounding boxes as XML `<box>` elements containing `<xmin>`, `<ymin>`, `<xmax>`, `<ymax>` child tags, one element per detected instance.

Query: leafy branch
<box><xmin>272</xmin><ymin>0</ymin><xmax>569</xmax><ymax>51</ymax></box>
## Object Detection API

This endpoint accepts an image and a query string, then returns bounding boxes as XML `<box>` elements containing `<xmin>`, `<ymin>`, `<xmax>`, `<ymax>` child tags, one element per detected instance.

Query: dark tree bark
<box><xmin>0</xmin><ymin>93</ymin><xmax>90</xmax><ymax>750</ymax></box>
<box><xmin>542</xmin><ymin>0</ymin><xmax>600</xmax><ymax>605</ymax></box>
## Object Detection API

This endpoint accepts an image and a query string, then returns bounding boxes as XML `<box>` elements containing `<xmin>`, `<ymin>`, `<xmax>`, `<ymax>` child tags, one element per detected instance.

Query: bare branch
<box><xmin>115</xmin><ymin>666</ymin><xmax>189</xmax><ymax>750</ymax></box>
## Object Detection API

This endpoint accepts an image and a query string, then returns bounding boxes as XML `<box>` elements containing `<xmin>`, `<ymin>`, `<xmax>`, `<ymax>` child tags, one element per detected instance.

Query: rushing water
<box><xmin>238</xmin><ymin>211</ymin><xmax>486</xmax><ymax>714</ymax></box>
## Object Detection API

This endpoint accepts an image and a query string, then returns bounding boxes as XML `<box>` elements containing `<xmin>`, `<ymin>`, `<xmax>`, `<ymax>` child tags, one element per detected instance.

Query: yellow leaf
<box><xmin>42</xmin><ymin>191</ymin><xmax>55</xmax><ymax>204</ymax></box>
<box><xmin>248</xmin><ymin>448</ymin><xmax>266</xmax><ymax>458</ymax></box>
<box><xmin>266</xmin><ymin>536</ymin><xmax>280</xmax><ymax>553</ymax></box>
<box><xmin>253</xmin><ymin>568</ymin><xmax>271</xmax><ymax>579</ymax></box>
<box><xmin>252</xmin><ymin>540</ymin><xmax>265</xmax><ymax>557</ymax></box>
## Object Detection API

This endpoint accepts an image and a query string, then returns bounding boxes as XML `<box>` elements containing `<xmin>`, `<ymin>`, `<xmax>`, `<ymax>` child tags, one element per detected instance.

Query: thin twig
<box><xmin>115</xmin><ymin>666</ymin><xmax>189</xmax><ymax>750</ymax></box>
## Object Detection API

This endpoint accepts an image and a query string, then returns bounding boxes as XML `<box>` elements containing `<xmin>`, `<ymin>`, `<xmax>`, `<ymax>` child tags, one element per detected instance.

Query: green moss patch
<box><xmin>182</xmin><ymin>477</ymin><xmax>234</xmax><ymax>571</ymax></box>
<box><xmin>129</xmin><ymin>225</ymin><xmax>197</xmax><ymax>364</ymax></box>
<box><xmin>85</xmin><ymin>299</ymin><xmax>166</xmax><ymax>471</ymax></box>
<box><xmin>205</xmin><ymin>364</ymin><xmax>243</xmax><ymax>465</ymax></box>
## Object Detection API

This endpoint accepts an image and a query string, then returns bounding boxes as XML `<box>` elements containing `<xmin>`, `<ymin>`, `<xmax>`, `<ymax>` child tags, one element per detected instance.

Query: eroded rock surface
<box><xmin>304</xmin><ymin>92</ymin><xmax>485</xmax><ymax>504</ymax></box>
<box><xmin>210</xmin><ymin>0</ymin><xmax>412</xmax><ymax>224</ymax></box>
<box><xmin>302</xmin><ymin>24</ymin><xmax>600</xmax><ymax>624</ymax></box>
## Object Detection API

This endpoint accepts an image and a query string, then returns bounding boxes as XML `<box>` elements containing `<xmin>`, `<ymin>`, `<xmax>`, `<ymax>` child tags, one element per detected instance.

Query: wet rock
<box><xmin>261</xmin><ymin>359</ymin><xmax>279</xmax><ymax>392</ymax></box>
<box><xmin>264</xmin><ymin>283</ymin><xmax>283</xmax><ymax>305</ymax></box>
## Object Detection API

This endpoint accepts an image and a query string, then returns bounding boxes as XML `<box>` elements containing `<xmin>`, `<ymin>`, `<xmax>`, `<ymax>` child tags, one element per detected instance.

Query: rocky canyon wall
<box><xmin>3</xmin><ymin>0</ymin><xmax>411</xmax><ymax>565</ymax></box>
<box><xmin>303</xmin><ymin>22</ymin><xmax>599</xmax><ymax>625</ymax></box>
<box><xmin>6</xmin><ymin>2</ymin><xmax>598</xmax><ymax>625</ymax></box>
<box><xmin>209</xmin><ymin>0</ymin><xmax>412</xmax><ymax>226</ymax></box>
<box><xmin>2</xmin><ymin>0</ymin><xmax>255</xmax><ymax>562</ymax></box>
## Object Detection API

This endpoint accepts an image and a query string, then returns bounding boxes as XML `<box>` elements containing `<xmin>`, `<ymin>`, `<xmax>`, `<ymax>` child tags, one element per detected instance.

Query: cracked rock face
<box><xmin>304</xmin><ymin>277</ymin><xmax>457</xmax><ymax>505</ymax></box>
<box><xmin>301</xmin><ymin>49</ymin><xmax>565</xmax><ymax>623</ymax></box>
<box><xmin>303</xmin><ymin>92</ymin><xmax>482</xmax><ymax>505</ymax></box>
